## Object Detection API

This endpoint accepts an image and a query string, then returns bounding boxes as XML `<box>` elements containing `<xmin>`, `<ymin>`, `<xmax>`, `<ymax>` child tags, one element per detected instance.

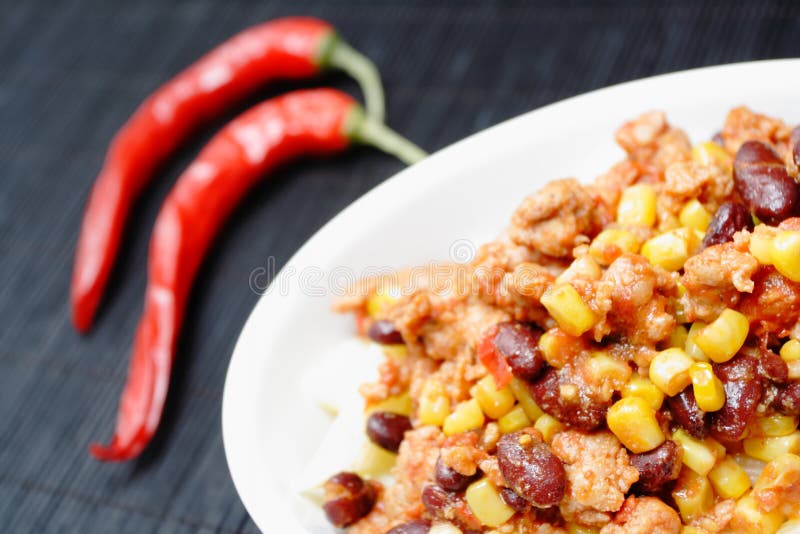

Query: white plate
<box><xmin>222</xmin><ymin>59</ymin><xmax>800</xmax><ymax>533</ymax></box>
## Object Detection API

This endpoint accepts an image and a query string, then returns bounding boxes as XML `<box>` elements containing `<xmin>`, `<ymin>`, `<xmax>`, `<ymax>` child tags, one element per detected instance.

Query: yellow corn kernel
<box><xmin>352</xmin><ymin>439</ymin><xmax>397</xmax><ymax>478</ymax></box>
<box><xmin>751</xmin><ymin>415</ymin><xmax>799</xmax><ymax>438</ymax></box>
<box><xmin>443</xmin><ymin>399</ymin><xmax>485</xmax><ymax>436</ymax></box>
<box><xmin>534</xmin><ymin>414</ymin><xmax>564</xmax><ymax>444</ymax></box>
<box><xmin>622</xmin><ymin>374</ymin><xmax>665</xmax><ymax>410</ymax></box>
<box><xmin>733</xmin><ymin>493</ymin><xmax>784</xmax><ymax>534</ymax></box>
<box><xmin>366</xmin><ymin>289</ymin><xmax>399</xmax><ymax>318</ymax></box>
<box><xmin>744</xmin><ymin>432</ymin><xmax>800</xmax><ymax>462</ymax></box>
<box><xmin>474</xmin><ymin>375</ymin><xmax>516</xmax><ymax>420</ymax></box>
<box><xmin>586</xmin><ymin>352</ymin><xmax>632</xmax><ymax>388</ymax></box>
<box><xmin>382</xmin><ymin>344</ymin><xmax>408</xmax><ymax>361</ymax></box>
<box><xmin>685</xmin><ymin>322</ymin><xmax>709</xmax><ymax>362</ymax></box>
<box><xmin>771</xmin><ymin>231</ymin><xmax>800</xmax><ymax>282</ymax></box>
<box><xmin>749</xmin><ymin>232</ymin><xmax>774</xmax><ymax>265</ymax></box>
<box><xmin>617</xmin><ymin>184</ymin><xmax>657</xmax><ymax>227</ymax></box>
<box><xmin>540</xmin><ymin>284</ymin><xmax>597</xmax><ymax>337</ymax></box>
<box><xmin>669</xmin><ymin>325</ymin><xmax>689</xmax><ymax>349</ymax></box>
<box><xmin>366</xmin><ymin>391</ymin><xmax>412</xmax><ymax>416</ymax></box>
<box><xmin>538</xmin><ymin>330</ymin><xmax>564</xmax><ymax>369</ymax></box>
<box><xmin>419</xmin><ymin>379</ymin><xmax>450</xmax><ymax>427</ymax></box>
<box><xmin>673</xmin><ymin>468</ymin><xmax>715</xmax><ymax>522</ymax></box>
<box><xmin>650</xmin><ymin>348</ymin><xmax>694</xmax><ymax>396</ymax></box>
<box><xmin>465</xmin><ymin>478</ymin><xmax>515</xmax><ymax>527</ymax></box>
<box><xmin>557</xmin><ymin>255</ymin><xmax>603</xmax><ymax>284</ymax></box>
<box><xmin>708</xmin><ymin>456</ymin><xmax>752</xmax><ymax>499</ymax></box>
<box><xmin>566</xmin><ymin>524</ymin><xmax>600</xmax><ymax>534</ymax></box>
<box><xmin>681</xmin><ymin>527</ymin><xmax>706</xmax><ymax>534</ymax></box>
<box><xmin>692</xmin><ymin>141</ymin><xmax>733</xmax><ymax>171</ymax></box>
<box><xmin>508</xmin><ymin>377</ymin><xmax>544</xmax><ymax>421</ymax></box>
<box><xmin>689</xmin><ymin>362</ymin><xmax>726</xmax><ymax>412</ymax></box>
<box><xmin>680</xmin><ymin>200</ymin><xmax>713</xmax><ymax>232</ymax></box>
<box><xmin>673</xmin><ymin>429</ymin><xmax>724</xmax><ymax>476</ymax></box>
<box><xmin>642</xmin><ymin>229</ymin><xmax>690</xmax><ymax>272</ymax></box>
<box><xmin>693</xmin><ymin>308</ymin><xmax>749</xmax><ymax>363</ymax></box>
<box><xmin>498</xmin><ymin>405</ymin><xmax>532</xmax><ymax>434</ymax></box>
<box><xmin>589</xmin><ymin>229</ymin><xmax>642</xmax><ymax>265</ymax></box>
<box><xmin>780</xmin><ymin>339</ymin><xmax>800</xmax><ymax>362</ymax></box>
<box><xmin>607</xmin><ymin>397</ymin><xmax>665</xmax><ymax>453</ymax></box>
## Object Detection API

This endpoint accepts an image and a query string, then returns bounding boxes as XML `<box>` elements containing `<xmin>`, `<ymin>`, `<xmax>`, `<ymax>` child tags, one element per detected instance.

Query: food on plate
<box><xmin>90</xmin><ymin>89</ymin><xmax>425</xmax><ymax>461</ymax></box>
<box><xmin>71</xmin><ymin>16</ymin><xmax>385</xmax><ymax>333</ymax></box>
<box><xmin>320</xmin><ymin>107</ymin><xmax>800</xmax><ymax>532</ymax></box>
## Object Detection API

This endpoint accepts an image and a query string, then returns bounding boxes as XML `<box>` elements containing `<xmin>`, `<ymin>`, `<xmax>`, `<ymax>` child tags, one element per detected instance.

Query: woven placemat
<box><xmin>1</xmin><ymin>0</ymin><xmax>798</xmax><ymax>531</ymax></box>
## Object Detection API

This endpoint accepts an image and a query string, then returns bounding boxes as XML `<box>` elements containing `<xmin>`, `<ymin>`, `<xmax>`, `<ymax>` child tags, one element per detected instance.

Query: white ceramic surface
<box><xmin>222</xmin><ymin>59</ymin><xmax>800</xmax><ymax>533</ymax></box>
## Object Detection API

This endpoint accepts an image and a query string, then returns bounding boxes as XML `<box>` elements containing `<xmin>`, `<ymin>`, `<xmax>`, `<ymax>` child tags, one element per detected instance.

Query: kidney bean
<box><xmin>387</xmin><ymin>519</ymin><xmax>431</xmax><ymax>534</ymax></box>
<box><xmin>528</xmin><ymin>368</ymin><xmax>608</xmax><ymax>430</ymax></box>
<box><xmin>421</xmin><ymin>484</ymin><xmax>453</xmax><ymax>515</ymax></box>
<box><xmin>711</xmin><ymin>355</ymin><xmax>761</xmax><ymax>441</ymax></box>
<box><xmin>772</xmin><ymin>382</ymin><xmax>800</xmax><ymax>416</ymax></box>
<box><xmin>500</xmin><ymin>487</ymin><xmax>531</xmax><ymax>513</ymax></box>
<box><xmin>629</xmin><ymin>440</ymin><xmax>681</xmax><ymax>495</ymax></box>
<box><xmin>734</xmin><ymin>141</ymin><xmax>800</xmax><ymax>225</ymax></box>
<box><xmin>667</xmin><ymin>387</ymin><xmax>709</xmax><ymax>439</ymax></box>
<box><xmin>435</xmin><ymin>456</ymin><xmax>476</xmax><ymax>492</ymax></box>
<box><xmin>496</xmin><ymin>431</ymin><xmax>566</xmax><ymax>507</ymax></box>
<box><xmin>758</xmin><ymin>348</ymin><xmax>788</xmax><ymax>384</ymax></box>
<box><xmin>493</xmin><ymin>321</ymin><xmax>546</xmax><ymax>382</ymax></box>
<box><xmin>366</xmin><ymin>412</ymin><xmax>412</xmax><ymax>453</ymax></box>
<box><xmin>367</xmin><ymin>320</ymin><xmax>403</xmax><ymax>345</ymax></box>
<box><xmin>791</xmin><ymin>126</ymin><xmax>800</xmax><ymax>167</ymax></box>
<box><xmin>702</xmin><ymin>202</ymin><xmax>754</xmax><ymax>248</ymax></box>
<box><xmin>322</xmin><ymin>472</ymin><xmax>377</xmax><ymax>527</ymax></box>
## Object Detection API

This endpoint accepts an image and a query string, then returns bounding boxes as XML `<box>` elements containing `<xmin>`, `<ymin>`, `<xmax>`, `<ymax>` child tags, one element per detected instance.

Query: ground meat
<box><xmin>680</xmin><ymin>241</ymin><xmax>759</xmax><ymax>322</ymax></box>
<box><xmin>595</xmin><ymin>254</ymin><xmax>677</xmax><ymax>345</ymax></box>
<box><xmin>551</xmin><ymin>431</ymin><xmax>639</xmax><ymax>527</ymax></box>
<box><xmin>508</xmin><ymin>178</ymin><xmax>603</xmax><ymax>258</ymax></box>
<box><xmin>599</xmin><ymin>496</ymin><xmax>681</xmax><ymax>534</ymax></box>
<box><xmin>492</xmin><ymin>262</ymin><xmax>556</xmax><ymax>326</ymax></box>
<box><xmin>440</xmin><ymin>439</ymin><xmax>485</xmax><ymax>477</ymax></box>
<box><xmin>721</xmin><ymin>106</ymin><xmax>793</xmax><ymax>157</ymax></box>
<box><xmin>657</xmin><ymin>161</ymin><xmax>732</xmax><ymax>230</ymax></box>
<box><xmin>615</xmin><ymin>111</ymin><xmax>691</xmax><ymax>170</ymax></box>
<box><xmin>688</xmin><ymin>499</ymin><xmax>735</xmax><ymax>533</ymax></box>
<box><xmin>494</xmin><ymin>515</ymin><xmax>569</xmax><ymax>533</ymax></box>
<box><xmin>351</xmin><ymin>427</ymin><xmax>444</xmax><ymax>533</ymax></box>
<box><xmin>592</xmin><ymin>160</ymin><xmax>641</xmax><ymax>213</ymax></box>
<box><xmin>739</xmin><ymin>266</ymin><xmax>800</xmax><ymax>337</ymax></box>
<box><xmin>753</xmin><ymin>453</ymin><xmax>800</xmax><ymax>517</ymax></box>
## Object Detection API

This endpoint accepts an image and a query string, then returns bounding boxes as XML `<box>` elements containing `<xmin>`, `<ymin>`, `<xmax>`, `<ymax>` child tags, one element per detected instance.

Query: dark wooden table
<box><xmin>1</xmin><ymin>0</ymin><xmax>798</xmax><ymax>531</ymax></box>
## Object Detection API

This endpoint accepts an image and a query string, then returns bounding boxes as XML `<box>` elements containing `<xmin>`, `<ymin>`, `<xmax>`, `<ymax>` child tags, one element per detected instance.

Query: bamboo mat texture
<box><xmin>1</xmin><ymin>0</ymin><xmax>799</xmax><ymax>532</ymax></box>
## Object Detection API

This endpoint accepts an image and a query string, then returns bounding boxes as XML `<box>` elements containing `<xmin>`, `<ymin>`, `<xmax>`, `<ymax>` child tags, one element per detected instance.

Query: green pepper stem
<box><xmin>319</xmin><ymin>34</ymin><xmax>386</xmax><ymax>123</ymax></box>
<box><xmin>346</xmin><ymin>107</ymin><xmax>428</xmax><ymax>166</ymax></box>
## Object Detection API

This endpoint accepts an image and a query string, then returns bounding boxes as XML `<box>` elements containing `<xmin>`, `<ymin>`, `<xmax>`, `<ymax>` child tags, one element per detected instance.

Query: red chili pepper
<box><xmin>72</xmin><ymin>17</ymin><xmax>385</xmax><ymax>333</ymax></box>
<box><xmin>89</xmin><ymin>88</ymin><xmax>425</xmax><ymax>461</ymax></box>
<box><xmin>477</xmin><ymin>324</ymin><xmax>514</xmax><ymax>389</ymax></box>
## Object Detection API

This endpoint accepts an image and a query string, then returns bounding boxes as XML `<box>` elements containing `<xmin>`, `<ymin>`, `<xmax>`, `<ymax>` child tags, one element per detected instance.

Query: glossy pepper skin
<box><xmin>89</xmin><ymin>89</ymin><xmax>425</xmax><ymax>461</ymax></box>
<box><xmin>71</xmin><ymin>17</ymin><xmax>384</xmax><ymax>333</ymax></box>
